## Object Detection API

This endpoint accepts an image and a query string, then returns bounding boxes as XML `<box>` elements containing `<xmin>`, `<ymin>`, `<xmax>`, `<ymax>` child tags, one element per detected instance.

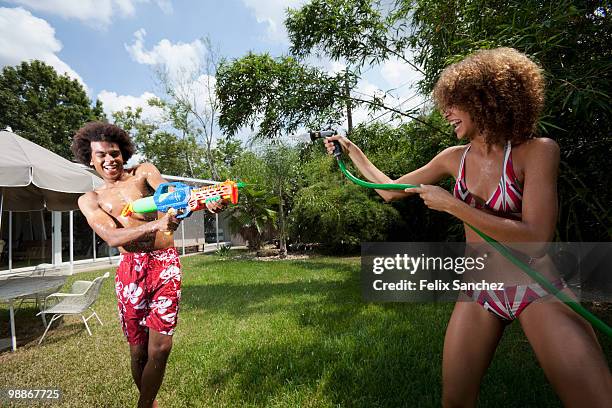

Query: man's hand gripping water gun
<box><xmin>121</xmin><ymin>180</ymin><xmax>244</xmax><ymax>219</ymax></box>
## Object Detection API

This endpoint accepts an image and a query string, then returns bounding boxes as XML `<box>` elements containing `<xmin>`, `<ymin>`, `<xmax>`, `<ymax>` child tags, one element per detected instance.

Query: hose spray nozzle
<box><xmin>309</xmin><ymin>130</ymin><xmax>342</xmax><ymax>157</ymax></box>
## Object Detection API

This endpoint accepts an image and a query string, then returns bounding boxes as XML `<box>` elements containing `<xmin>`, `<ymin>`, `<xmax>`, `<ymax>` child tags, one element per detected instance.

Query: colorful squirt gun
<box><xmin>121</xmin><ymin>180</ymin><xmax>244</xmax><ymax>219</ymax></box>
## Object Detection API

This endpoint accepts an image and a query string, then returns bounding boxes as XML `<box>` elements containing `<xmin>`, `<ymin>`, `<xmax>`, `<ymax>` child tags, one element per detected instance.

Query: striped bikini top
<box><xmin>453</xmin><ymin>141</ymin><xmax>523</xmax><ymax>218</ymax></box>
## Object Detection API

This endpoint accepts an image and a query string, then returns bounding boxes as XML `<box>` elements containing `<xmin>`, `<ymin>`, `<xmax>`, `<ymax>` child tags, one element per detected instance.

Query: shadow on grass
<box><xmin>197</xmin><ymin>304</ymin><xmax>566</xmax><ymax>408</ymax></box>
<box><xmin>0</xmin><ymin>306</ymin><xmax>50</xmax><ymax>349</ymax></box>
<box><xmin>0</xmin><ymin>307</ymin><xmax>98</xmax><ymax>352</ymax></box>
<box><xmin>178</xmin><ymin>257</ymin><xmax>574</xmax><ymax>407</ymax></box>
<box><xmin>208</xmin><ymin>329</ymin><xmax>442</xmax><ymax>407</ymax></box>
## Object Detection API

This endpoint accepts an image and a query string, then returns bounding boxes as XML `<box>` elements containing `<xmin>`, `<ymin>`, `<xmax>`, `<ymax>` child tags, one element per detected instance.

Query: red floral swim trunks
<box><xmin>115</xmin><ymin>247</ymin><xmax>181</xmax><ymax>345</ymax></box>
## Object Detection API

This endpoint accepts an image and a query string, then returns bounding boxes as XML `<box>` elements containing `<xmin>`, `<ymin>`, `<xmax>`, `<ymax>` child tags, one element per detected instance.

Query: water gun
<box><xmin>121</xmin><ymin>180</ymin><xmax>244</xmax><ymax>219</ymax></box>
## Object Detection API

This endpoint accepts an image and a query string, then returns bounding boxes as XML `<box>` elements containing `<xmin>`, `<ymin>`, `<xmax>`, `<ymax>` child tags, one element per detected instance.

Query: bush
<box><xmin>290</xmin><ymin>181</ymin><xmax>404</xmax><ymax>252</ymax></box>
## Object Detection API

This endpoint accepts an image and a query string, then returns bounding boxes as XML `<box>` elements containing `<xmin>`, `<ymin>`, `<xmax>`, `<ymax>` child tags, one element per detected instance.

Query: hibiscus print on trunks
<box><xmin>160</xmin><ymin>312</ymin><xmax>176</xmax><ymax>325</ymax></box>
<box><xmin>149</xmin><ymin>296</ymin><xmax>173</xmax><ymax>315</ymax></box>
<box><xmin>115</xmin><ymin>247</ymin><xmax>182</xmax><ymax>344</ymax></box>
<box><xmin>123</xmin><ymin>283</ymin><xmax>144</xmax><ymax>305</ymax></box>
<box><xmin>159</xmin><ymin>265</ymin><xmax>181</xmax><ymax>284</ymax></box>
<box><xmin>152</xmin><ymin>249</ymin><xmax>179</xmax><ymax>263</ymax></box>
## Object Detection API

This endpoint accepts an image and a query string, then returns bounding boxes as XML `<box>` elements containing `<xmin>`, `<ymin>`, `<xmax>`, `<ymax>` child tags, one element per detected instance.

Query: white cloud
<box><xmin>125</xmin><ymin>29</ymin><xmax>205</xmax><ymax>79</ymax></box>
<box><xmin>154</xmin><ymin>0</ymin><xmax>173</xmax><ymax>14</ymax></box>
<box><xmin>326</xmin><ymin>60</ymin><xmax>347</xmax><ymax>75</ymax></box>
<box><xmin>0</xmin><ymin>7</ymin><xmax>87</xmax><ymax>88</ymax></box>
<box><xmin>123</xmin><ymin>30</ymin><xmax>220</xmax><ymax>144</ymax></box>
<box><xmin>380</xmin><ymin>57</ymin><xmax>422</xmax><ymax>90</ymax></box>
<box><xmin>6</xmin><ymin>0</ymin><xmax>172</xmax><ymax>27</ymax></box>
<box><xmin>97</xmin><ymin>90</ymin><xmax>165</xmax><ymax>123</ymax></box>
<box><xmin>241</xmin><ymin>0</ymin><xmax>305</xmax><ymax>43</ymax></box>
<box><xmin>7</xmin><ymin>1</ymin><xmax>113</xmax><ymax>25</ymax></box>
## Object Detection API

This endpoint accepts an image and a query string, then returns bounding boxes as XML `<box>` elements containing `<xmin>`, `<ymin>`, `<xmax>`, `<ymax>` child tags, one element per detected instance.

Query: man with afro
<box><xmin>72</xmin><ymin>121</ymin><xmax>226</xmax><ymax>408</ymax></box>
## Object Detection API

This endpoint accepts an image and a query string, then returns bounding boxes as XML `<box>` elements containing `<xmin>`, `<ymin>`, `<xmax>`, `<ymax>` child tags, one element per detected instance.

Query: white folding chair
<box><xmin>37</xmin><ymin>272</ymin><xmax>110</xmax><ymax>344</ymax></box>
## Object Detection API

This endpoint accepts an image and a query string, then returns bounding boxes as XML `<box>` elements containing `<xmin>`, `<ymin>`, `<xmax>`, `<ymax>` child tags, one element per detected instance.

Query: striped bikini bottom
<box><xmin>463</xmin><ymin>279</ymin><xmax>567</xmax><ymax>321</ymax></box>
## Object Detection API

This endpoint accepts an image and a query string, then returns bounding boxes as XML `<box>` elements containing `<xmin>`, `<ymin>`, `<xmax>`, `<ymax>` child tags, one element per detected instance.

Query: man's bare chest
<box><xmin>96</xmin><ymin>178</ymin><xmax>153</xmax><ymax>219</ymax></box>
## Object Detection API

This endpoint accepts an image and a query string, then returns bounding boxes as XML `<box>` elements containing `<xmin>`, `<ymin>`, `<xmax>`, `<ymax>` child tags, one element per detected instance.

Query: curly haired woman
<box><xmin>325</xmin><ymin>47</ymin><xmax>611</xmax><ymax>407</ymax></box>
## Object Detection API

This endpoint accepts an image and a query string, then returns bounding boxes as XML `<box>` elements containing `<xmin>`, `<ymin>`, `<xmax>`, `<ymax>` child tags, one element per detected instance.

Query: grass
<box><xmin>1</xmin><ymin>253</ymin><xmax>610</xmax><ymax>407</ymax></box>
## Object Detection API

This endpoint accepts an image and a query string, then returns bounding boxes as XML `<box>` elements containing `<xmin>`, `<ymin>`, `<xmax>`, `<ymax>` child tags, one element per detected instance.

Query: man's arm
<box><xmin>137</xmin><ymin>162</ymin><xmax>168</xmax><ymax>191</ymax></box>
<box><xmin>78</xmin><ymin>192</ymin><xmax>175</xmax><ymax>248</ymax></box>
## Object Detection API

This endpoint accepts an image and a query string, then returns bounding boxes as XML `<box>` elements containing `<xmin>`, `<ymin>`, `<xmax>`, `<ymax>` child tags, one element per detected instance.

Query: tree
<box><xmin>286</xmin><ymin>0</ymin><xmax>612</xmax><ymax>240</ymax></box>
<box><xmin>146</xmin><ymin>98</ymin><xmax>210</xmax><ymax>178</ymax></box>
<box><xmin>216</xmin><ymin>46</ymin><xmax>441</xmax><ymax>142</ymax></box>
<box><xmin>154</xmin><ymin>37</ymin><xmax>224</xmax><ymax>179</ymax></box>
<box><xmin>112</xmin><ymin>106</ymin><xmax>208</xmax><ymax>177</ymax></box>
<box><xmin>262</xmin><ymin>143</ymin><xmax>302</xmax><ymax>257</ymax></box>
<box><xmin>286</xmin><ymin>0</ymin><xmax>432</xmax><ymax>130</ymax></box>
<box><xmin>289</xmin><ymin>119</ymin><xmax>460</xmax><ymax>249</ymax></box>
<box><xmin>0</xmin><ymin>60</ymin><xmax>105</xmax><ymax>159</ymax></box>
<box><xmin>287</xmin><ymin>0</ymin><xmax>391</xmax><ymax>135</ymax></box>
<box><xmin>216</xmin><ymin>53</ymin><xmax>346</xmax><ymax>139</ymax></box>
<box><xmin>348</xmin><ymin>119</ymin><xmax>463</xmax><ymax>241</ymax></box>
<box><xmin>225</xmin><ymin>152</ymin><xmax>278</xmax><ymax>250</ymax></box>
<box><xmin>290</xmin><ymin>168</ymin><xmax>405</xmax><ymax>252</ymax></box>
<box><xmin>286</xmin><ymin>0</ymin><xmax>418</xmax><ymax>71</ymax></box>
<box><xmin>218</xmin><ymin>0</ymin><xmax>611</xmax><ymax>243</ymax></box>
<box><xmin>403</xmin><ymin>0</ymin><xmax>612</xmax><ymax>239</ymax></box>
<box><xmin>214</xmin><ymin>135</ymin><xmax>244</xmax><ymax>178</ymax></box>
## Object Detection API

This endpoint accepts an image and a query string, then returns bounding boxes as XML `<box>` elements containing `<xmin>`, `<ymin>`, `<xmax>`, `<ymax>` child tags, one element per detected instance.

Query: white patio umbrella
<box><xmin>0</xmin><ymin>129</ymin><xmax>103</xmax><ymax>215</ymax></box>
<box><xmin>0</xmin><ymin>129</ymin><xmax>103</xmax><ymax>351</ymax></box>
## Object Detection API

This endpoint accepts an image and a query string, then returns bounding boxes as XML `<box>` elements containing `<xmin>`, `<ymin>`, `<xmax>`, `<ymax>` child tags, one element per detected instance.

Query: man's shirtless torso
<box><xmin>79</xmin><ymin>162</ymin><xmax>178</xmax><ymax>253</ymax></box>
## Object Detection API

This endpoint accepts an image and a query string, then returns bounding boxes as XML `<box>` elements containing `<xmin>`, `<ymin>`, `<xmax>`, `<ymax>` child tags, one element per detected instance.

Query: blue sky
<box><xmin>0</xmin><ymin>0</ymin><xmax>424</xmax><ymax>136</ymax></box>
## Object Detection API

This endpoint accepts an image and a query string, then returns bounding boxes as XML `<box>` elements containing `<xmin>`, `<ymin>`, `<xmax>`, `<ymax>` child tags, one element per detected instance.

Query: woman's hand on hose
<box><xmin>324</xmin><ymin>135</ymin><xmax>353</xmax><ymax>156</ymax></box>
<box><xmin>412</xmin><ymin>184</ymin><xmax>457</xmax><ymax>213</ymax></box>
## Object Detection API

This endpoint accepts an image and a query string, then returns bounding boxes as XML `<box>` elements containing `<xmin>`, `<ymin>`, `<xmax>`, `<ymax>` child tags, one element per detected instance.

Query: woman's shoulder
<box><xmin>514</xmin><ymin>137</ymin><xmax>559</xmax><ymax>158</ymax></box>
<box><xmin>438</xmin><ymin>144</ymin><xmax>469</xmax><ymax>159</ymax></box>
<box><xmin>442</xmin><ymin>144</ymin><xmax>470</xmax><ymax>164</ymax></box>
<box><xmin>428</xmin><ymin>145</ymin><xmax>469</xmax><ymax>176</ymax></box>
<box><xmin>513</xmin><ymin>137</ymin><xmax>560</xmax><ymax>177</ymax></box>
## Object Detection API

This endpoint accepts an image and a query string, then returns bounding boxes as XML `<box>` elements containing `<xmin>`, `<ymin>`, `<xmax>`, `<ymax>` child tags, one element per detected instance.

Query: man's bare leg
<box><xmin>130</xmin><ymin>344</ymin><xmax>160</xmax><ymax>408</ymax></box>
<box><xmin>137</xmin><ymin>330</ymin><xmax>173</xmax><ymax>408</ymax></box>
<box><xmin>129</xmin><ymin>344</ymin><xmax>148</xmax><ymax>390</ymax></box>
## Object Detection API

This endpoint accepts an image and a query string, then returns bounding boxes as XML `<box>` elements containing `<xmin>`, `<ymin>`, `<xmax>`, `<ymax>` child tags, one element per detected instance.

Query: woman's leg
<box><xmin>519</xmin><ymin>290</ymin><xmax>612</xmax><ymax>408</ymax></box>
<box><xmin>443</xmin><ymin>300</ymin><xmax>506</xmax><ymax>408</ymax></box>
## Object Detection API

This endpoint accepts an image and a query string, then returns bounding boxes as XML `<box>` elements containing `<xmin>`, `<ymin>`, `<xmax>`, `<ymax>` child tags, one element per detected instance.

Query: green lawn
<box><xmin>1</xmin><ymin>253</ymin><xmax>610</xmax><ymax>407</ymax></box>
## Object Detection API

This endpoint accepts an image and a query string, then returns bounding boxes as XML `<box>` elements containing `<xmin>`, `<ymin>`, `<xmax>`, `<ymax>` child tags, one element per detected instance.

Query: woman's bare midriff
<box><xmin>464</xmin><ymin>226</ymin><xmax>562</xmax><ymax>286</ymax></box>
